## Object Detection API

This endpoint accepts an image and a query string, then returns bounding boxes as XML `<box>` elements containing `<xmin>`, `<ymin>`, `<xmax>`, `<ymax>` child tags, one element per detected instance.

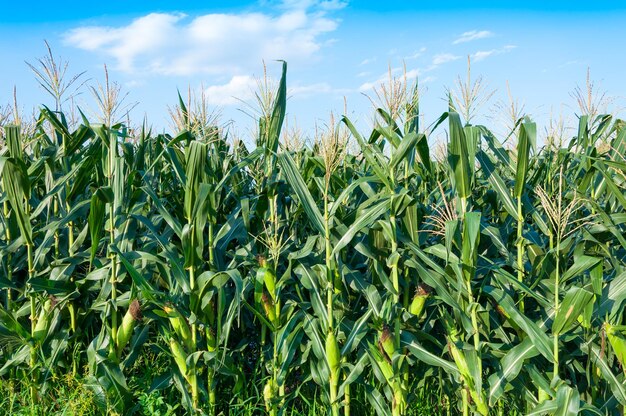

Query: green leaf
<box><xmin>488</xmin><ymin>338</ymin><xmax>539</xmax><ymax>405</ymax></box>
<box><xmin>552</xmin><ymin>286</ymin><xmax>594</xmax><ymax>335</ymax></box>
<box><xmin>332</xmin><ymin>195</ymin><xmax>390</xmax><ymax>256</ymax></box>
<box><xmin>389</xmin><ymin>132</ymin><xmax>418</xmax><ymax>171</ymax></box>
<box><xmin>278</xmin><ymin>152</ymin><xmax>325</xmax><ymax>235</ymax></box>
<box><xmin>401</xmin><ymin>332</ymin><xmax>459</xmax><ymax>375</ymax></box>
<box><xmin>588</xmin><ymin>343</ymin><xmax>626</xmax><ymax>405</ymax></box>
<box><xmin>554</xmin><ymin>385</ymin><xmax>580</xmax><ymax>416</ymax></box>
<box><xmin>514</xmin><ymin>119</ymin><xmax>535</xmax><ymax>198</ymax></box>
<box><xmin>476</xmin><ymin>150</ymin><xmax>518</xmax><ymax>219</ymax></box>
<box><xmin>266</xmin><ymin>61</ymin><xmax>287</xmax><ymax>154</ymax></box>
<box><xmin>448</xmin><ymin>112</ymin><xmax>472</xmax><ymax>199</ymax></box>
<box><xmin>484</xmin><ymin>286</ymin><xmax>555</xmax><ymax>361</ymax></box>
<box><xmin>2</xmin><ymin>157</ymin><xmax>32</xmax><ymax>245</ymax></box>
<box><xmin>561</xmin><ymin>256</ymin><xmax>601</xmax><ymax>284</ymax></box>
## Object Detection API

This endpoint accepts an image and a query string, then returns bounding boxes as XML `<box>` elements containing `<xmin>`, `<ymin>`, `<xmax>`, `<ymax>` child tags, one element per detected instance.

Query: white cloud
<box><xmin>204</xmin><ymin>75</ymin><xmax>257</xmax><ymax>105</ymax></box>
<box><xmin>473</xmin><ymin>50</ymin><xmax>496</xmax><ymax>61</ymax></box>
<box><xmin>203</xmin><ymin>79</ymin><xmax>345</xmax><ymax>106</ymax></box>
<box><xmin>289</xmin><ymin>82</ymin><xmax>333</xmax><ymax>97</ymax></box>
<box><xmin>452</xmin><ymin>30</ymin><xmax>493</xmax><ymax>45</ymax></box>
<box><xmin>276</xmin><ymin>0</ymin><xmax>347</xmax><ymax>11</ymax></box>
<box><xmin>471</xmin><ymin>45</ymin><xmax>516</xmax><ymax>62</ymax></box>
<box><xmin>405</xmin><ymin>47</ymin><xmax>427</xmax><ymax>60</ymax></box>
<box><xmin>359</xmin><ymin>57</ymin><xmax>376</xmax><ymax>66</ymax></box>
<box><xmin>432</xmin><ymin>53</ymin><xmax>461</xmax><ymax>65</ymax></box>
<box><xmin>318</xmin><ymin>0</ymin><xmax>348</xmax><ymax>10</ymax></box>
<box><xmin>65</xmin><ymin>6</ymin><xmax>340</xmax><ymax>76</ymax></box>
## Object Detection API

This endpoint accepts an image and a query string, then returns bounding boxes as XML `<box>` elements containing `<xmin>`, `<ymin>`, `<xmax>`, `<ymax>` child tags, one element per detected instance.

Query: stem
<box><xmin>260</xmin><ymin>325</ymin><xmax>267</xmax><ymax>366</ymax></box>
<box><xmin>344</xmin><ymin>375</ymin><xmax>351</xmax><ymax>416</ymax></box>
<box><xmin>109</xmin><ymin>200</ymin><xmax>118</xmax><ymax>359</ymax></box>
<box><xmin>460</xmin><ymin>196</ymin><xmax>468</xmax><ymax>215</ymax></box>
<box><xmin>324</xmin><ymin>190</ymin><xmax>334</xmax><ymax>331</ymax></box>
<box><xmin>217</xmin><ymin>288</ymin><xmax>223</xmax><ymax>355</ymax></box>
<box><xmin>208</xmin><ymin>370</ymin><xmax>216</xmax><ymax>416</ymax></box>
<box><xmin>390</xmin><ymin>215</ymin><xmax>401</xmax><ymax>348</ymax></box>
<box><xmin>190</xmin><ymin>372</ymin><xmax>199</xmax><ymax>411</ymax></box>
<box><xmin>462</xmin><ymin>389</ymin><xmax>469</xmax><ymax>416</ymax></box>
<box><xmin>189</xmin><ymin>226</ymin><xmax>197</xmax><ymax>347</ymax></box>
<box><xmin>553</xmin><ymin>238</ymin><xmax>561</xmax><ymax>378</ymax></box>
<box><xmin>517</xmin><ymin>196</ymin><xmax>524</xmax><ymax>313</ymax></box>
<box><xmin>208</xmin><ymin>222</ymin><xmax>215</xmax><ymax>270</ymax></box>
<box><xmin>69</xmin><ymin>305</ymin><xmax>77</xmax><ymax>334</ymax></box>
<box><xmin>66</xmin><ymin>199</ymin><xmax>76</xmax><ymax>334</ymax></box>
<box><xmin>28</xmin><ymin>242</ymin><xmax>38</xmax><ymax>410</ymax></box>
<box><xmin>108</xmin><ymin>130</ymin><xmax>118</xmax><ymax>360</ymax></box>
<box><xmin>330</xmin><ymin>375</ymin><xmax>339</xmax><ymax>416</ymax></box>
<box><xmin>53</xmin><ymin>198</ymin><xmax>59</xmax><ymax>258</ymax></box>
<box><xmin>272</xmin><ymin>329</ymin><xmax>279</xmax><ymax>416</ymax></box>
<box><xmin>4</xmin><ymin>201</ymin><xmax>12</xmax><ymax>310</ymax></box>
<box><xmin>324</xmin><ymin>183</ymin><xmax>340</xmax><ymax>416</ymax></box>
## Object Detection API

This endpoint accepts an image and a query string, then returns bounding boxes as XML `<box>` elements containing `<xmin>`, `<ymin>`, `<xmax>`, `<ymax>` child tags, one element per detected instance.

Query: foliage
<box><xmin>1</xmin><ymin>61</ymin><xmax>626</xmax><ymax>416</ymax></box>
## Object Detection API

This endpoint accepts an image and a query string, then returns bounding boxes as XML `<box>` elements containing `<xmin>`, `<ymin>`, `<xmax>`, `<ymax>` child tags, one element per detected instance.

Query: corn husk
<box><xmin>326</xmin><ymin>330</ymin><xmax>341</xmax><ymax>375</ymax></box>
<box><xmin>116</xmin><ymin>299</ymin><xmax>141</xmax><ymax>356</ymax></box>
<box><xmin>378</xmin><ymin>326</ymin><xmax>395</xmax><ymax>362</ymax></box>
<box><xmin>164</xmin><ymin>305</ymin><xmax>194</xmax><ymax>351</ymax></box>
<box><xmin>170</xmin><ymin>337</ymin><xmax>188</xmax><ymax>380</ymax></box>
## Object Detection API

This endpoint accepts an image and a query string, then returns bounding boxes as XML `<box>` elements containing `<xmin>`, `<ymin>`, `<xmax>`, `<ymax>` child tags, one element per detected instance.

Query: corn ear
<box><xmin>448</xmin><ymin>339</ymin><xmax>472</xmax><ymax>382</ymax></box>
<box><xmin>164</xmin><ymin>305</ymin><xmax>194</xmax><ymax>351</ymax></box>
<box><xmin>116</xmin><ymin>299</ymin><xmax>141</xmax><ymax>357</ymax></box>
<box><xmin>33</xmin><ymin>296</ymin><xmax>57</xmax><ymax>341</ymax></box>
<box><xmin>377</xmin><ymin>353</ymin><xmax>394</xmax><ymax>383</ymax></box>
<box><xmin>409</xmin><ymin>284</ymin><xmax>430</xmax><ymax>317</ymax></box>
<box><xmin>262</xmin><ymin>267</ymin><xmax>277</xmax><ymax>302</ymax></box>
<box><xmin>170</xmin><ymin>337</ymin><xmax>188</xmax><ymax>380</ymax></box>
<box><xmin>263</xmin><ymin>379</ymin><xmax>276</xmax><ymax>411</ymax></box>
<box><xmin>378</xmin><ymin>326</ymin><xmax>395</xmax><ymax>362</ymax></box>
<box><xmin>206</xmin><ymin>326</ymin><xmax>217</xmax><ymax>352</ymax></box>
<box><xmin>261</xmin><ymin>293</ymin><xmax>278</xmax><ymax>326</ymax></box>
<box><xmin>326</xmin><ymin>330</ymin><xmax>341</xmax><ymax>375</ymax></box>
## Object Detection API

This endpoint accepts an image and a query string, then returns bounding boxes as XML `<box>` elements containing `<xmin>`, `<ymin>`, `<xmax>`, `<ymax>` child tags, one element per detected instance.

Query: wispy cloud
<box><xmin>471</xmin><ymin>45</ymin><xmax>516</xmax><ymax>62</ymax></box>
<box><xmin>405</xmin><ymin>47</ymin><xmax>427</xmax><ymax>60</ymax></box>
<box><xmin>359</xmin><ymin>57</ymin><xmax>376</xmax><ymax>66</ymax></box>
<box><xmin>432</xmin><ymin>53</ymin><xmax>461</xmax><ymax>65</ymax></box>
<box><xmin>203</xmin><ymin>78</ymin><xmax>348</xmax><ymax>106</ymax></box>
<box><xmin>358</xmin><ymin>67</ymin><xmax>421</xmax><ymax>92</ymax></box>
<box><xmin>289</xmin><ymin>82</ymin><xmax>351</xmax><ymax>97</ymax></box>
<box><xmin>65</xmin><ymin>3</ymin><xmax>340</xmax><ymax>76</ymax></box>
<box><xmin>452</xmin><ymin>30</ymin><xmax>493</xmax><ymax>45</ymax></box>
<box><xmin>276</xmin><ymin>0</ymin><xmax>348</xmax><ymax>11</ymax></box>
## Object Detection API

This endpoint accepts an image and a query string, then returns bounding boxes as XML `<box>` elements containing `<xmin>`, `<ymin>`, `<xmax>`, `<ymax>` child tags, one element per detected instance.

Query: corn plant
<box><xmin>2</xmin><ymin>59</ymin><xmax>626</xmax><ymax>416</ymax></box>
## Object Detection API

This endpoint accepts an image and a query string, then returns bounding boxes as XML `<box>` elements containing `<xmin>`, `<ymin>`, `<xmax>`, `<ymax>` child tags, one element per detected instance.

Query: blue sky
<box><xmin>1</xmin><ymin>1</ymin><xmax>625</xmax><ymax>143</ymax></box>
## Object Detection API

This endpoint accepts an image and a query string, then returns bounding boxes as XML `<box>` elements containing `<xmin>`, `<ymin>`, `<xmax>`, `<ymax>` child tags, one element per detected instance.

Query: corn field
<box><xmin>2</xmin><ymin>61</ymin><xmax>626</xmax><ymax>416</ymax></box>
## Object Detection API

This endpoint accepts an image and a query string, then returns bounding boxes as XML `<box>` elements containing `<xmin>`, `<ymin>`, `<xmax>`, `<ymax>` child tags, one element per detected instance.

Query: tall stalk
<box><xmin>107</xmin><ymin>129</ymin><xmax>119</xmax><ymax>361</ymax></box>
<box><xmin>517</xmin><ymin>195</ymin><xmax>524</xmax><ymax>313</ymax></box>
<box><xmin>3</xmin><ymin>200</ymin><xmax>11</xmax><ymax>310</ymax></box>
